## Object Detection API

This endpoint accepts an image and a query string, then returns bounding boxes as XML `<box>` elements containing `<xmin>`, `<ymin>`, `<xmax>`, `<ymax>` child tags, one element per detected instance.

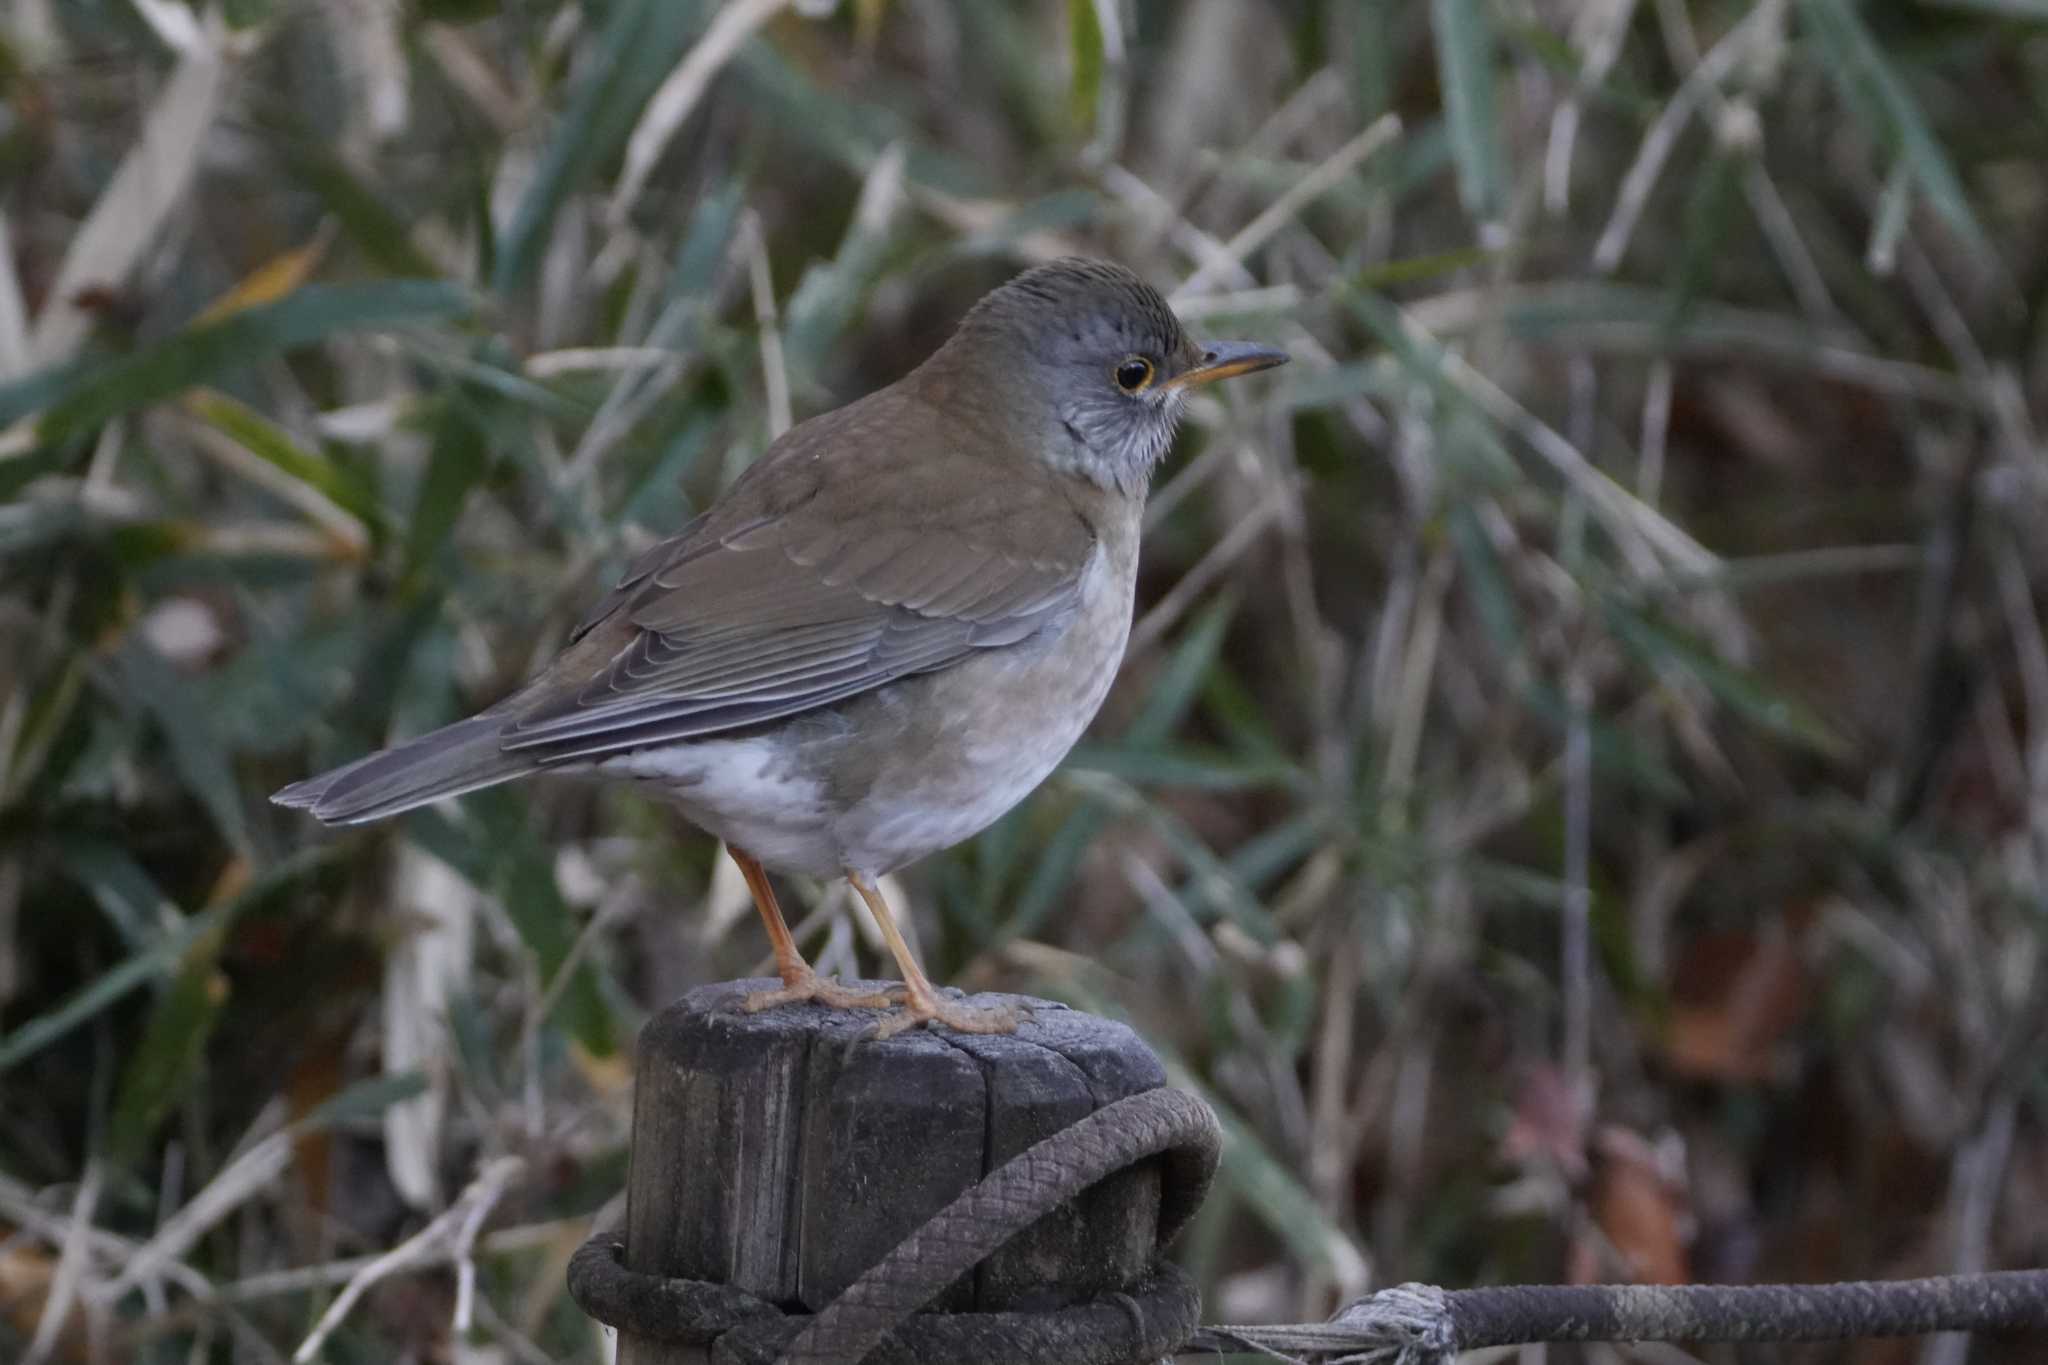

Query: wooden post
<box><xmin>617</xmin><ymin>979</ymin><xmax>1172</xmax><ymax>1365</ymax></box>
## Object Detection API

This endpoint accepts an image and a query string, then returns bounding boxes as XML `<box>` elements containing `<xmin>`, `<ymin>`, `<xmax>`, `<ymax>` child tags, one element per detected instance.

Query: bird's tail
<box><xmin>271</xmin><ymin>712</ymin><xmax>532</xmax><ymax>826</ymax></box>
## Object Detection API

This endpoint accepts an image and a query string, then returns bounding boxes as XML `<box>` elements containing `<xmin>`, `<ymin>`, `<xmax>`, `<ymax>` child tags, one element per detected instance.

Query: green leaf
<box><xmin>301</xmin><ymin>1070</ymin><xmax>429</xmax><ymax>1128</ymax></box>
<box><xmin>0</xmin><ymin>922</ymin><xmax>203</xmax><ymax>1072</ymax></box>
<box><xmin>1349</xmin><ymin>244</ymin><xmax>1497</xmax><ymax>291</ymax></box>
<box><xmin>196</xmin><ymin>615</ymin><xmax>372</xmax><ymax>757</ymax></box>
<box><xmin>0</xmin><ymin>358</ymin><xmax>90</xmax><ymax>429</ymax></box>
<box><xmin>107</xmin><ymin>925</ymin><xmax>228</xmax><ymax>1166</ymax></box>
<box><xmin>1002</xmin><ymin>804</ymin><xmax>1108</xmax><ymax>945</ymax></box>
<box><xmin>1665</xmin><ymin>146</ymin><xmax>1744</xmax><ymax>336</ymax></box>
<box><xmin>1225</xmin><ymin>811</ymin><xmax>1330</xmax><ymax>893</ymax></box>
<box><xmin>614</xmin><ymin>401</ymin><xmax>716</xmax><ymax>527</ymax></box>
<box><xmin>406</xmin><ymin>396</ymin><xmax>491</xmax><ymax>575</ymax></box>
<box><xmin>3</xmin><ymin>654</ymin><xmax>87</xmax><ymax>803</ymax></box>
<box><xmin>1604</xmin><ymin>599</ymin><xmax>1851</xmax><ymax>759</ymax></box>
<box><xmin>1517</xmin><ymin>678</ymin><xmax>1690</xmax><ymax>802</ymax></box>
<box><xmin>107</xmin><ymin>640</ymin><xmax>253</xmax><ymax>856</ymax></box>
<box><xmin>275</xmin><ymin>135</ymin><xmax>441</xmax><ymax>278</ymax></box>
<box><xmin>667</xmin><ymin>177</ymin><xmax>747</xmax><ymax>308</ymax></box>
<box><xmin>732</xmin><ymin>43</ymin><xmax>989</xmax><ymax>198</ymax></box>
<box><xmin>1067</xmin><ymin>0</ymin><xmax>1104</xmax><ymax>134</ymax></box>
<box><xmin>1130</xmin><ymin>595</ymin><xmax>1237</xmax><ymax>746</ymax></box>
<box><xmin>0</xmin><ymin>850</ymin><xmax>327</xmax><ymax>1073</ymax></box>
<box><xmin>186</xmin><ymin>389</ymin><xmax>383</xmax><ymax>528</ymax></box>
<box><xmin>1797</xmin><ymin>0</ymin><xmax>1990</xmax><ymax>251</ymax></box>
<box><xmin>494</xmin><ymin>0</ymin><xmax>705</xmax><ymax>293</ymax></box>
<box><xmin>1065</xmin><ymin>743</ymin><xmax>1298</xmax><ymax>793</ymax></box>
<box><xmin>21</xmin><ymin>282</ymin><xmax>474</xmax><ymax>441</ymax></box>
<box><xmin>55</xmin><ymin>835</ymin><xmax>178</xmax><ymax>947</ymax></box>
<box><xmin>1448</xmin><ymin>502</ymin><xmax>1523</xmax><ymax>656</ymax></box>
<box><xmin>415</xmin><ymin>795</ymin><xmax>616</xmax><ymax>1057</ymax></box>
<box><xmin>1431</xmin><ymin>0</ymin><xmax>1506</xmax><ymax>226</ymax></box>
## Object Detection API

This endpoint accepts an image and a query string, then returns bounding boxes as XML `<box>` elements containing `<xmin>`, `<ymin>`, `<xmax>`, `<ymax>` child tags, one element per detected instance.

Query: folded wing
<box><xmin>504</xmin><ymin>442</ymin><xmax>1094</xmax><ymax>763</ymax></box>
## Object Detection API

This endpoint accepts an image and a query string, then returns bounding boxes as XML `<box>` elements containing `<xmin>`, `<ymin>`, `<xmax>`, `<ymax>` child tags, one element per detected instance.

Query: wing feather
<box><xmin>505</xmin><ymin>407</ymin><xmax>1096</xmax><ymax>762</ymax></box>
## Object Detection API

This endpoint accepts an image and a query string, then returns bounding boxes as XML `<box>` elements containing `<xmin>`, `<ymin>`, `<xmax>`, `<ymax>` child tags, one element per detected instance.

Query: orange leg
<box><xmin>728</xmin><ymin>846</ymin><xmax>893</xmax><ymax>1014</ymax></box>
<box><xmin>846</xmin><ymin>871</ymin><xmax>1024</xmax><ymax>1037</ymax></box>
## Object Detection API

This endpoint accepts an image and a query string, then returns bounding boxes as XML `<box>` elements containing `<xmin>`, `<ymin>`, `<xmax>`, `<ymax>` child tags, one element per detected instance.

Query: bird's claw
<box><xmin>871</xmin><ymin>989</ymin><xmax>1027</xmax><ymax>1038</ymax></box>
<box><xmin>743</xmin><ymin>970</ymin><xmax>895</xmax><ymax>1014</ymax></box>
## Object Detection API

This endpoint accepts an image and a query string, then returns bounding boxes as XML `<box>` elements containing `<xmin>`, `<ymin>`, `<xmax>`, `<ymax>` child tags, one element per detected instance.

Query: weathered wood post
<box><xmin>569</xmin><ymin>978</ymin><xmax>1216</xmax><ymax>1365</ymax></box>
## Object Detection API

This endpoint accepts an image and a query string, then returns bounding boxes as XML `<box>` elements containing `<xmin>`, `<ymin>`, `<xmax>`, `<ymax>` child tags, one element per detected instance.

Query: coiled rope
<box><xmin>570</xmin><ymin>1086</ymin><xmax>1221</xmax><ymax>1365</ymax></box>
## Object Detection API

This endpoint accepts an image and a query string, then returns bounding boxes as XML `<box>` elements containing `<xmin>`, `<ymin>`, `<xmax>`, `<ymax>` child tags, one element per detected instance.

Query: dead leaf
<box><xmin>0</xmin><ymin>1238</ymin><xmax>88</xmax><ymax>1361</ymax></box>
<box><xmin>1663</xmin><ymin>924</ymin><xmax>1808</xmax><ymax>1082</ymax></box>
<box><xmin>1590</xmin><ymin>1125</ymin><xmax>1692</xmax><ymax>1284</ymax></box>
<box><xmin>193</xmin><ymin>225</ymin><xmax>335</xmax><ymax>326</ymax></box>
<box><xmin>1500</xmin><ymin>1061</ymin><xmax>1592</xmax><ymax>1183</ymax></box>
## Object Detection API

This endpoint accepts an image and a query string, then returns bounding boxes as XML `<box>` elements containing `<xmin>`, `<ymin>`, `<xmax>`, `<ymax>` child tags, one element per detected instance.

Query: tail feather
<box><xmin>272</xmin><ymin>713</ymin><xmax>533</xmax><ymax>826</ymax></box>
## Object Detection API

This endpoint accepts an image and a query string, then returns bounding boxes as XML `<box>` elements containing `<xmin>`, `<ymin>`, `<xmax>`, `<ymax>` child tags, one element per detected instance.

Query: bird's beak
<box><xmin>1164</xmin><ymin>340</ymin><xmax>1290</xmax><ymax>390</ymax></box>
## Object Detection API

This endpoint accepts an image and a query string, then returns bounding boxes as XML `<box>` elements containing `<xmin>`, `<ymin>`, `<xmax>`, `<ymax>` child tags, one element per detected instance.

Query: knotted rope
<box><xmin>569</xmin><ymin>1086</ymin><xmax>1221</xmax><ymax>1365</ymax></box>
<box><xmin>571</xmin><ymin>1079</ymin><xmax>2048</xmax><ymax>1364</ymax></box>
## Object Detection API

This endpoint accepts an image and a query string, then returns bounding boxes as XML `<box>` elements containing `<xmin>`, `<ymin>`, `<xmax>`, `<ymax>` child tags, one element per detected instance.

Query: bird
<box><xmin>274</xmin><ymin>257</ymin><xmax>1287</xmax><ymax>1035</ymax></box>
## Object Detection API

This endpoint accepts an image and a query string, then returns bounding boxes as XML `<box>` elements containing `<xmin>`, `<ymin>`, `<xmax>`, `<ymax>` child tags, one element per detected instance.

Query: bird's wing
<box><xmin>503</xmin><ymin>419</ymin><xmax>1095</xmax><ymax>763</ymax></box>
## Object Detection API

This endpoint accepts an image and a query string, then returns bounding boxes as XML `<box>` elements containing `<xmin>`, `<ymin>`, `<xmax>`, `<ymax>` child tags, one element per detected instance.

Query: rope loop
<box><xmin>568</xmin><ymin>1086</ymin><xmax>1221</xmax><ymax>1365</ymax></box>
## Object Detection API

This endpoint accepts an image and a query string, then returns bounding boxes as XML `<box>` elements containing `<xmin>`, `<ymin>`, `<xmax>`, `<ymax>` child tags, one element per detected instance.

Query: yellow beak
<box><xmin>1164</xmin><ymin>340</ymin><xmax>1290</xmax><ymax>390</ymax></box>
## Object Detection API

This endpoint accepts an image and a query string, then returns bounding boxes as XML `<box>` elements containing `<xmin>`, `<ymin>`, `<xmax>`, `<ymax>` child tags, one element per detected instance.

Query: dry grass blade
<box><xmin>1545</xmin><ymin>0</ymin><xmax>1641</xmax><ymax>213</ymax></box>
<box><xmin>1387</xmin><ymin>302</ymin><xmax>1717</xmax><ymax>577</ymax></box>
<box><xmin>742</xmin><ymin>209</ymin><xmax>792</xmax><ymax>440</ymax></box>
<box><xmin>290</xmin><ymin>1156</ymin><xmax>525</xmax><ymax>1363</ymax></box>
<box><xmin>99</xmin><ymin>1123</ymin><xmax>293</xmax><ymax>1302</ymax></box>
<box><xmin>20</xmin><ymin>1160</ymin><xmax>99</xmax><ymax>1365</ymax></box>
<box><xmin>608</xmin><ymin>0</ymin><xmax>792</xmax><ymax>229</ymax></box>
<box><xmin>0</xmin><ymin>214</ymin><xmax>29</xmax><ymax>381</ymax></box>
<box><xmin>30</xmin><ymin>26</ymin><xmax>228</xmax><ymax>365</ymax></box>
<box><xmin>1175</xmin><ymin>114</ymin><xmax>1403</xmax><ymax>298</ymax></box>
<box><xmin>1592</xmin><ymin>0</ymin><xmax>1786</xmax><ymax>274</ymax></box>
<box><xmin>175</xmin><ymin>409</ymin><xmax>368</xmax><ymax>557</ymax></box>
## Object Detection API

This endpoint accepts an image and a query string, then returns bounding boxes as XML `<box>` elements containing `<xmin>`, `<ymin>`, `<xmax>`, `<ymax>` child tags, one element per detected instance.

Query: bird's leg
<box><xmin>845</xmin><ymin>871</ymin><xmax>1024</xmax><ymax>1037</ymax></box>
<box><xmin>730</xmin><ymin>846</ymin><xmax>894</xmax><ymax>1013</ymax></box>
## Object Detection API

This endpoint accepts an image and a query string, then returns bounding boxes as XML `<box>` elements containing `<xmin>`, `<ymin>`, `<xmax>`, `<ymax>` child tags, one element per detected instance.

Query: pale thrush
<box><xmin>274</xmin><ymin>257</ymin><xmax>1288</xmax><ymax>1034</ymax></box>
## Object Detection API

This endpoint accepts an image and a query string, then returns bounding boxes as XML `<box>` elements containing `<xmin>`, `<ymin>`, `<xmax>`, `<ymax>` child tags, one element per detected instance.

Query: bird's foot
<box><xmin>743</xmin><ymin>969</ymin><xmax>897</xmax><ymax>1014</ymax></box>
<box><xmin>871</xmin><ymin>984</ymin><xmax>1027</xmax><ymax>1038</ymax></box>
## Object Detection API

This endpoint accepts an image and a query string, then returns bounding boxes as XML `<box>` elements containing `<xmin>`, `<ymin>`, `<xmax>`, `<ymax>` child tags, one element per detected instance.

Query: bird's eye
<box><xmin>1114</xmin><ymin>356</ymin><xmax>1155</xmax><ymax>393</ymax></box>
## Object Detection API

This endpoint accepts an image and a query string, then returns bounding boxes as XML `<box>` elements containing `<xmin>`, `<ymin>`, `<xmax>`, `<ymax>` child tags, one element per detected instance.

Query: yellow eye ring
<box><xmin>1113</xmin><ymin>356</ymin><xmax>1155</xmax><ymax>393</ymax></box>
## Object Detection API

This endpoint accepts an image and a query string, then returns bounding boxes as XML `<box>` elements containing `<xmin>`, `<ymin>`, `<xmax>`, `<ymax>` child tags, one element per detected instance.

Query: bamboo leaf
<box><xmin>0</xmin><ymin>851</ymin><xmax>326</xmax><ymax>1073</ymax></box>
<box><xmin>186</xmin><ymin>389</ymin><xmax>383</xmax><ymax>528</ymax></box>
<box><xmin>301</xmin><ymin>1071</ymin><xmax>429</xmax><ymax>1128</ymax></box>
<box><xmin>495</xmin><ymin>0</ymin><xmax>704</xmax><ymax>293</ymax></box>
<box><xmin>0</xmin><ymin>930</ymin><xmax>199</xmax><ymax>1073</ymax></box>
<box><xmin>107</xmin><ymin>639</ymin><xmax>253</xmax><ymax>856</ymax></box>
<box><xmin>405</xmin><ymin>396</ymin><xmax>492</xmax><ymax>575</ymax></box>
<box><xmin>1604</xmin><ymin>599</ymin><xmax>1850</xmax><ymax>759</ymax></box>
<box><xmin>1797</xmin><ymin>0</ymin><xmax>1991</xmax><ymax>251</ymax></box>
<box><xmin>1431</xmin><ymin>0</ymin><xmax>1506</xmax><ymax>227</ymax></box>
<box><xmin>275</xmin><ymin>133</ymin><xmax>441</xmax><ymax>278</ymax></box>
<box><xmin>107</xmin><ymin>929</ymin><xmax>229</xmax><ymax>1166</ymax></box>
<box><xmin>20</xmin><ymin>282</ymin><xmax>474</xmax><ymax>440</ymax></box>
<box><xmin>1067</xmin><ymin>0</ymin><xmax>1104</xmax><ymax>134</ymax></box>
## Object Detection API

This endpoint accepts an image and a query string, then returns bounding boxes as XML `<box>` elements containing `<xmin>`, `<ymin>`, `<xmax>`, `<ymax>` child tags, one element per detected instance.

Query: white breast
<box><xmin>835</xmin><ymin>545</ymin><xmax>1135</xmax><ymax>876</ymax></box>
<box><xmin>593</xmin><ymin>541</ymin><xmax>1139</xmax><ymax>880</ymax></box>
<box><xmin>598</xmin><ymin>737</ymin><xmax>837</xmax><ymax>874</ymax></box>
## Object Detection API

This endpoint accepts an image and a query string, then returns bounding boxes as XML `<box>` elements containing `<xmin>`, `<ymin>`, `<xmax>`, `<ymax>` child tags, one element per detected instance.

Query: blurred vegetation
<box><xmin>3</xmin><ymin>0</ymin><xmax>2047</xmax><ymax>1361</ymax></box>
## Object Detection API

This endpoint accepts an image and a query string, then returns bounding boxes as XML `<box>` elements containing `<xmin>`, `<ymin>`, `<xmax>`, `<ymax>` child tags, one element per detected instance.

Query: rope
<box><xmin>570</xmin><ymin>1076</ymin><xmax>2048</xmax><ymax>1364</ymax></box>
<box><xmin>1189</xmin><ymin>1273</ymin><xmax>2048</xmax><ymax>1363</ymax></box>
<box><xmin>568</xmin><ymin>1086</ymin><xmax>1221</xmax><ymax>1365</ymax></box>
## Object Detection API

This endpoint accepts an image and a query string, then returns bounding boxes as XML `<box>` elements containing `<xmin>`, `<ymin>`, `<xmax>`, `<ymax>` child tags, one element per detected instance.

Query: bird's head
<box><xmin>934</xmin><ymin>258</ymin><xmax>1288</xmax><ymax>497</ymax></box>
